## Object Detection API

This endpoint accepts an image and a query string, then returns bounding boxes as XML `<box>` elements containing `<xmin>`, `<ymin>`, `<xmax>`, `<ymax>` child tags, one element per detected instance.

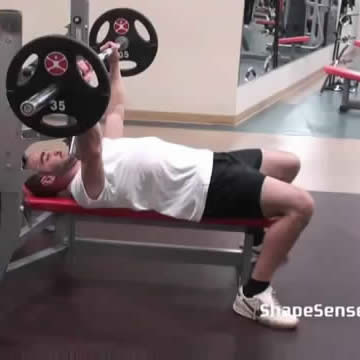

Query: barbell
<box><xmin>6</xmin><ymin>8</ymin><xmax>159</xmax><ymax>138</ymax></box>
<box><xmin>18</xmin><ymin>40</ymin><xmax>125</xmax><ymax>119</ymax></box>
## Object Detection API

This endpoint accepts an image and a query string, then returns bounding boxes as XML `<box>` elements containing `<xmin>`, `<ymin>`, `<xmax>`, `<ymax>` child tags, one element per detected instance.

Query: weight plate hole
<box><xmin>121</xmin><ymin>61</ymin><xmax>137</xmax><ymax>71</ymax></box>
<box><xmin>96</xmin><ymin>21</ymin><xmax>110</xmax><ymax>44</ymax></box>
<box><xmin>76</xmin><ymin>56</ymin><xmax>99</xmax><ymax>88</ymax></box>
<box><xmin>42</xmin><ymin>114</ymin><xmax>77</xmax><ymax>128</ymax></box>
<box><xmin>18</xmin><ymin>53</ymin><xmax>39</xmax><ymax>86</ymax></box>
<box><xmin>134</xmin><ymin>20</ymin><xmax>150</xmax><ymax>42</ymax></box>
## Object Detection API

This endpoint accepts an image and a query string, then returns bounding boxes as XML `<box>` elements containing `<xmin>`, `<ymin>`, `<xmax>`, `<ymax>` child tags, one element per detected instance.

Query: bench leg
<box><xmin>0</xmin><ymin>193</ymin><xmax>22</xmax><ymax>281</ymax></box>
<box><xmin>237</xmin><ymin>231</ymin><xmax>254</xmax><ymax>288</ymax></box>
<box><xmin>341</xmin><ymin>79</ymin><xmax>350</xmax><ymax>108</ymax></box>
<box><xmin>53</xmin><ymin>215</ymin><xmax>76</xmax><ymax>272</ymax></box>
<box><xmin>54</xmin><ymin>215</ymin><xmax>74</xmax><ymax>246</ymax></box>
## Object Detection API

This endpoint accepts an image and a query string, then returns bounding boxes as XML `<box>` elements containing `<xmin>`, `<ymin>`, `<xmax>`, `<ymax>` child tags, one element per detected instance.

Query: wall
<box><xmin>91</xmin><ymin>0</ymin><xmax>244</xmax><ymax>115</ymax></box>
<box><xmin>1</xmin><ymin>0</ymin><xmax>245</xmax><ymax>116</ymax></box>
<box><xmin>1</xmin><ymin>0</ymin><xmax>69</xmax><ymax>43</ymax></box>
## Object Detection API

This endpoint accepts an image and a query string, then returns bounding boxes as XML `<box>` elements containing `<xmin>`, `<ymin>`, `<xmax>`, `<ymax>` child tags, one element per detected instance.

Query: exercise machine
<box><xmin>324</xmin><ymin>64</ymin><xmax>360</xmax><ymax>113</ymax></box>
<box><xmin>283</xmin><ymin>0</ymin><xmax>332</xmax><ymax>50</ymax></box>
<box><xmin>321</xmin><ymin>12</ymin><xmax>360</xmax><ymax>93</ymax></box>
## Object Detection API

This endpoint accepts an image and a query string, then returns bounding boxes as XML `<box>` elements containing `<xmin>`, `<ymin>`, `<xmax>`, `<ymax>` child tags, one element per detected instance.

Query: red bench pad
<box><xmin>324</xmin><ymin>65</ymin><xmax>360</xmax><ymax>82</ymax></box>
<box><xmin>279</xmin><ymin>36</ymin><xmax>310</xmax><ymax>45</ymax></box>
<box><xmin>23</xmin><ymin>188</ymin><xmax>272</xmax><ymax>228</ymax></box>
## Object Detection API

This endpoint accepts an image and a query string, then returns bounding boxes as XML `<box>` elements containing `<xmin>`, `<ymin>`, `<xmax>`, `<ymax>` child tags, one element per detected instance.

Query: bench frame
<box><xmin>322</xmin><ymin>65</ymin><xmax>360</xmax><ymax>113</ymax></box>
<box><xmin>14</xmin><ymin>209</ymin><xmax>259</xmax><ymax>287</ymax></box>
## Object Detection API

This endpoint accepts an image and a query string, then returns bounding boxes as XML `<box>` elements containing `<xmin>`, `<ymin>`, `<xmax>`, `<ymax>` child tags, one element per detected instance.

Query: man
<box><xmin>24</xmin><ymin>42</ymin><xmax>314</xmax><ymax>329</ymax></box>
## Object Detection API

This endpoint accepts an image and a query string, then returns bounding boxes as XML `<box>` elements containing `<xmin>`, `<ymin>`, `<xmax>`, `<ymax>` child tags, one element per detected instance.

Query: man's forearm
<box><xmin>75</xmin><ymin>123</ymin><xmax>103</xmax><ymax>161</ymax></box>
<box><xmin>106</xmin><ymin>62</ymin><xmax>126</xmax><ymax>115</ymax></box>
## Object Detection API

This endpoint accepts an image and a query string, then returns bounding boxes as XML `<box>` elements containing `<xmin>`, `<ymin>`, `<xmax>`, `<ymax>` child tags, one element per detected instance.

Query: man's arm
<box><xmin>71</xmin><ymin>42</ymin><xmax>125</xmax><ymax>199</ymax></box>
<box><xmin>75</xmin><ymin>123</ymin><xmax>105</xmax><ymax>200</ymax></box>
<box><xmin>102</xmin><ymin>42</ymin><xmax>126</xmax><ymax>139</ymax></box>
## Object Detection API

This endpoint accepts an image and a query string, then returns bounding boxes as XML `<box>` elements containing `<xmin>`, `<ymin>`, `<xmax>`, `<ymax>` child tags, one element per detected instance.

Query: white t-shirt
<box><xmin>69</xmin><ymin>137</ymin><xmax>214</xmax><ymax>222</ymax></box>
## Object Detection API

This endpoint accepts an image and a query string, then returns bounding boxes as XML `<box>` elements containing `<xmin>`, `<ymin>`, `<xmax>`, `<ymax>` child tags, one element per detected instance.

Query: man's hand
<box><xmin>77</xmin><ymin>41</ymin><xmax>120</xmax><ymax>83</ymax></box>
<box><xmin>77</xmin><ymin>59</ymin><xmax>94</xmax><ymax>83</ymax></box>
<box><xmin>100</xmin><ymin>41</ymin><xmax>121</xmax><ymax>67</ymax></box>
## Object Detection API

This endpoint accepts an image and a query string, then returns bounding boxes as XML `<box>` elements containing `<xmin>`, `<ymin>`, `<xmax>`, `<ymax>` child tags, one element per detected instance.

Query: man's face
<box><xmin>26</xmin><ymin>149</ymin><xmax>74</xmax><ymax>175</ymax></box>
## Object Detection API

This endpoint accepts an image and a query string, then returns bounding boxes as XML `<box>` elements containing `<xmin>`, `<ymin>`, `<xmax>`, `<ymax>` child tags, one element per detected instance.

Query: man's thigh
<box><xmin>259</xmin><ymin>150</ymin><xmax>300</xmax><ymax>183</ymax></box>
<box><xmin>203</xmin><ymin>151</ymin><xmax>265</xmax><ymax>219</ymax></box>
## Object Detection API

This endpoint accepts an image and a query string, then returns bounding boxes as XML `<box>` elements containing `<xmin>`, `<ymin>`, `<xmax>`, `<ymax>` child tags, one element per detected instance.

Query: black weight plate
<box><xmin>90</xmin><ymin>8</ymin><xmax>158</xmax><ymax>77</ymax></box>
<box><xmin>6</xmin><ymin>35</ymin><xmax>111</xmax><ymax>138</ymax></box>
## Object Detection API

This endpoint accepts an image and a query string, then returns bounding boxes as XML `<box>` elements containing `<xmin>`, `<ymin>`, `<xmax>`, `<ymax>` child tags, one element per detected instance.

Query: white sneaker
<box><xmin>233</xmin><ymin>286</ymin><xmax>299</xmax><ymax>329</ymax></box>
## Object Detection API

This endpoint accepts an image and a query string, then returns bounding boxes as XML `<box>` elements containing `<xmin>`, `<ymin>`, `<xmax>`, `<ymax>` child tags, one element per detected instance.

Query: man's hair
<box><xmin>24</xmin><ymin>174</ymin><xmax>59</xmax><ymax>197</ymax></box>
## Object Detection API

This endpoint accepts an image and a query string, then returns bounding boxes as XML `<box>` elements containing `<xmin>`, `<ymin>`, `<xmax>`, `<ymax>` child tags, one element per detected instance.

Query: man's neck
<box><xmin>58</xmin><ymin>160</ymin><xmax>81</xmax><ymax>197</ymax></box>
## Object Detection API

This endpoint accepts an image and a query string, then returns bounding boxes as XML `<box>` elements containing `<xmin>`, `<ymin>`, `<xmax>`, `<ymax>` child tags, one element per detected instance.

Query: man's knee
<box><xmin>282</xmin><ymin>152</ymin><xmax>301</xmax><ymax>182</ymax></box>
<box><xmin>261</xmin><ymin>151</ymin><xmax>301</xmax><ymax>183</ymax></box>
<box><xmin>288</xmin><ymin>153</ymin><xmax>301</xmax><ymax>175</ymax></box>
<box><xmin>290</xmin><ymin>189</ymin><xmax>314</xmax><ymax>224</ymax></box>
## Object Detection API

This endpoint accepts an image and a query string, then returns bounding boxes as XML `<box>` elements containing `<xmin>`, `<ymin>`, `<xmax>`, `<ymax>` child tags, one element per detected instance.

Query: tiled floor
<box><xmin>2</xmin><ymin>191</ymin><xmax>360</xmax><ymax>360</ymax></box>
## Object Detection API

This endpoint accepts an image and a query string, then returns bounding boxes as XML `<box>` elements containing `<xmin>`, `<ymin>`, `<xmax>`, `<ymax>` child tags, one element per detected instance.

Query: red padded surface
<box><xmin>23</xmin><ymin>187</ymin><xmax>272</xmax><ymax>228</ymax></box>
<box><xmin>324</xmin><ymin>65</ymin><xmax>360</xmax><ymax>82</ymax></box>
<box><xmin>354</xmin><ymin>40</ymin><xmax>360</xmax><ymax>48</ymax></box>
<box><xmin>256</xmin><ymin>19</ymin><xmax>275</xmax><ymax>26</ymax></box>
<box><xmin>279</xmin><ymin>36</ymin><xmax>310</xmax><ymax>45</ymax></box>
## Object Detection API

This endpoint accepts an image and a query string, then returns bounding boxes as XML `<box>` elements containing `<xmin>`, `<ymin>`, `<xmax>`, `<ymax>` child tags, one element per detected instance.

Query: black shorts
<box><xmin>202</xmin><ymin>149</ymin><xmax>265</xmax><ymax>219</ymax></box>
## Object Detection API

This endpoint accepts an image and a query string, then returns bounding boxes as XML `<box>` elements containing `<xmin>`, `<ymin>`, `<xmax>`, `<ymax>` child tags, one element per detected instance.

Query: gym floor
<box><xmin>2</xmin><ymin>78</ymin><xmax>360</xmax><ymax>358</ymax></box>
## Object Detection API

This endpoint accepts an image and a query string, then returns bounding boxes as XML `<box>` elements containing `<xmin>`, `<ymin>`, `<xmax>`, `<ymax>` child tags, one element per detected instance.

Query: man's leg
<box><xmin>251</xmin><ymin>150</ymin><xmax>301</xmax><ymax>247</ymax></box>
<box><xmin>260</xmin><ymin>150</ymin><xmax>301</xmax><ymax>184</ymax></box>
<box><xmin>234</xmin><ymin>177</ymin><xmax>314</xmax><ymax>328</ymax></box>
<box><xmin>254</xmin><ymin>177</ymin><xmax>314</xmax><ymax>280</ymax></box>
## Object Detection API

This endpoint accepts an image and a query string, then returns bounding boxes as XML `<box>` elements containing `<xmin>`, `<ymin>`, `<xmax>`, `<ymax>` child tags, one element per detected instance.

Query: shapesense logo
<box><xmin>260</xmin><ymin>304</ymin><xmax>360</xmax><ymax>318</ymax></box>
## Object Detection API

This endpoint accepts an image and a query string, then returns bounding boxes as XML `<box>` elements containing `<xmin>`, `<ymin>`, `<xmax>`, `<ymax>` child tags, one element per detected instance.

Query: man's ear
<box><xmin>40</xmin><ymin>176</ymin><xmax>56</xmax><ymax>186</ymax></box>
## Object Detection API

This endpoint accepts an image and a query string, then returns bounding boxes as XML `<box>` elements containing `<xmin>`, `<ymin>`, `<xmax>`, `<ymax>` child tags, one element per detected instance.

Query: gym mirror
<box><xmin>239</xmin><ymin>0</ymin><xmax>346</xmax><ymax>85</ymax></box>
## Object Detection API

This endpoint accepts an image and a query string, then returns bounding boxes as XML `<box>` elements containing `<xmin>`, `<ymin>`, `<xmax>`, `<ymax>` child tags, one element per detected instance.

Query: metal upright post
<box><xmin>69</xmin><ymin>0</ymin><xmax>90</xmax><ymax>43</ymax></box>
<box><xmin>0</xmin><ymin>10</ymin><xmax>27</xmax><ymax>280</ymax></box>
<box><xmin>272</xmin><ymin>0</ymin><xmax>281</xmax><ymax>68</ymax></box>
<box><xmin>0</xmin><ymin>10</ymin><xmax>27</xmax><ymax>191</ymax></box>
<box><xmin>57</xmin><ymin>0</ymin><xmax>90</xmax><ymax>255</ymax></box>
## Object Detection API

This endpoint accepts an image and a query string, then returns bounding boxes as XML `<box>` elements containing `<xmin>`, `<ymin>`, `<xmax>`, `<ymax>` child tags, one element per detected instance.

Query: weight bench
<box><xmin>278</xmin><ymin>36</ymin><xmax>311</xmax><ymax>45</ymax></box>
<box><xmin>323</xmin><ymin>65</ymin><xmax>360</xmax><ymax>113</ymax></box>
<box><xmin>263</xmin><ymin>35</ymin><xmax>311</xmax><ymax>74</ymax></box>
<box><xmin>17</xmin><ymin>187</ymin><xmax>273</xmax><ymax>286</ymax></box>
<box><xmin>278</xmin><ymin>35</ymin><xmax>311</xmax><ymax>61</ymax></box>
